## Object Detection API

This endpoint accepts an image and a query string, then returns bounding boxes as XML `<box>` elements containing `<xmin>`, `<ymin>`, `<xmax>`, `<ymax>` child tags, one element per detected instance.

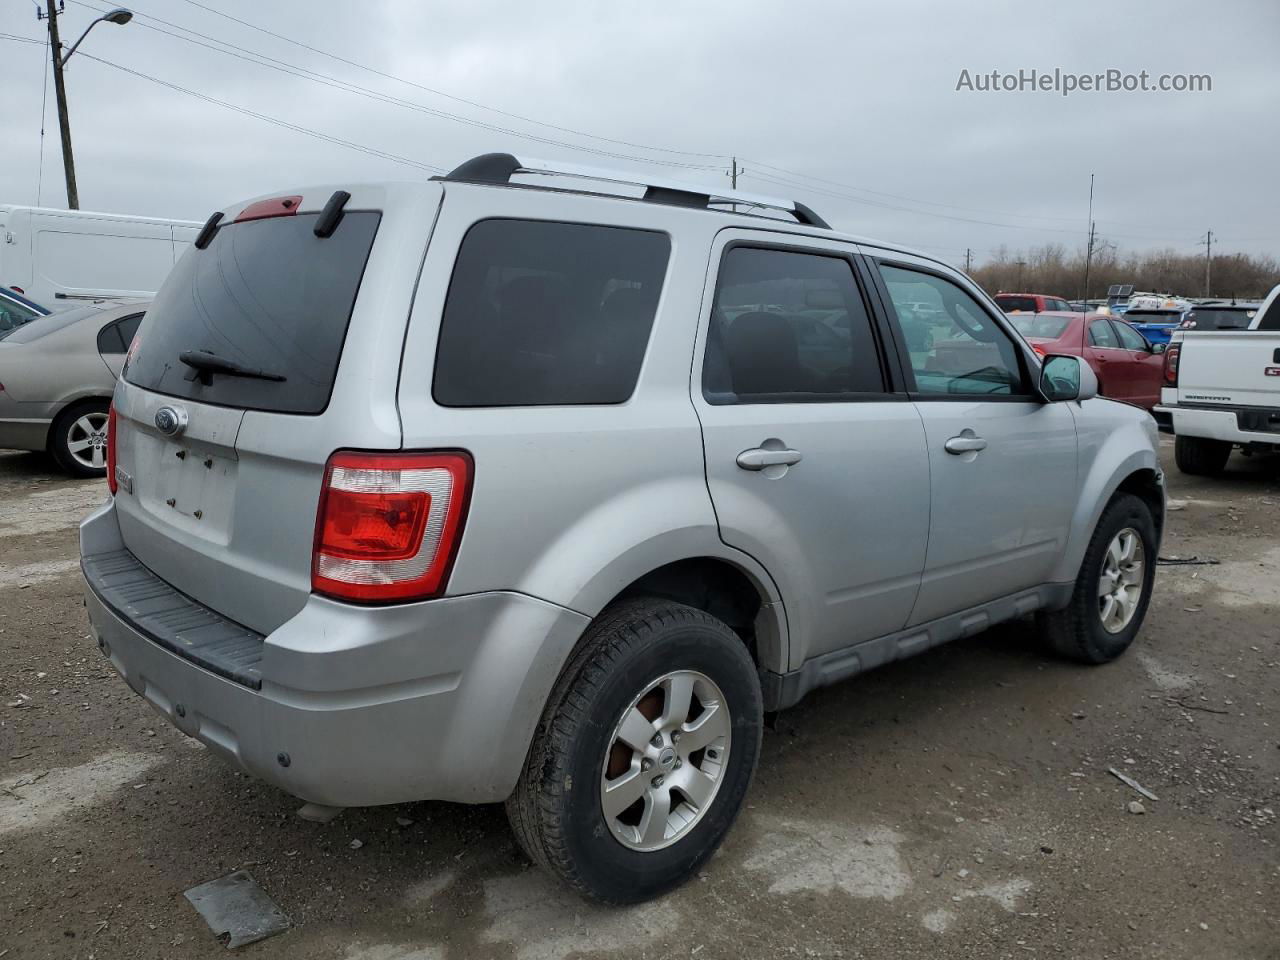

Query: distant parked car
<box><xmin>994</xmin><ymin>292</ymin><xmax>1074</xmax><ymax>313</ymax></box>
<box><xmin>1179</xmin><ymin>302</ymin><xmax>1261</xmax><ymax>330</ymax></box>
<box><xmin>1006</xmin><ymin>311</ymin><xmax>1166</xmax><ymax>409</ymax></box>
<box><xmin>0</xmin><ymin>286</ymin><xmax>51</xmax><ymax>335</ymax></box>
<box><xmin>0</xmin><ymin>301</ymin><xmax>146</xmax><ymax>475</ymax></box>
<box><xmin>1122</xmin><ymin>307</ymin><xmax>1187</xmax><ymax>345</ymax></box>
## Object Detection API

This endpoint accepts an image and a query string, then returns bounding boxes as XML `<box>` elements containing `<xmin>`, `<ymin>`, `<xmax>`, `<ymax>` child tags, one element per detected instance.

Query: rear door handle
<box><xmin>944</xmin><ymin>435</ymin><xmax>988</xmax><ymax>455</ymax></box>
<box><xmin>737</xmin><ymin>447</ymin><xmax>803</xmax><ymax>470</ymax></box>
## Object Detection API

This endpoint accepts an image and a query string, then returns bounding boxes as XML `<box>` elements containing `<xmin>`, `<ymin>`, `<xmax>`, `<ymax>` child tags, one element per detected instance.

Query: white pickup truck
<box><xmin>1156</xmin><ymin>284</ymin><xmax>1280</xmax><ymax>475</ymax></box>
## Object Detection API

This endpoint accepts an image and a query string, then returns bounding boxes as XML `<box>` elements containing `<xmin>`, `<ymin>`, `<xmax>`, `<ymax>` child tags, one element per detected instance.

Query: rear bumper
<box><xmin>81</xmin><ymin>500</ymin><xmax>589</xmax><ymax>807</ymax></box>
<box><xmin>1156</xmin><ymin>404</ymin><xmax>1280</xmax><ymax>446</ymax></box>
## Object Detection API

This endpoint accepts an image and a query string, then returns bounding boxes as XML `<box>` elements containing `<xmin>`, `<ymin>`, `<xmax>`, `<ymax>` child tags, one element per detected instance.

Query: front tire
<box><xmin>506</xmin><ymin>598</ymin><xmax>762</xmax><ymax>903</ymax></box>
<box><xmin>1036</xmin><ymin>493</ymin><xmax>1157</xmax><ymax>664</ymax></box>
<box><xmin>48</xmin><ymin>400</ymin><xmax>111</xmax><ymax>478</ymax></box>
<box><xmin>1174</xmin><ymin>435</ymin><xmax>1231</xmax><ymax>476</ymax></box>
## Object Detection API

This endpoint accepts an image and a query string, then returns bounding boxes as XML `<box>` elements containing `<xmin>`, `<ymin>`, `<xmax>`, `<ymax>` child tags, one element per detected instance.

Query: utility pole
<box><xmin>727</xmin><ymin>157</ymin><xmax>743</xmax><ymax>191</ymax></box>
<box><xmin>1202</xmin><ymin>230</ymin><xmax>1213</xmax><ymax>297</ymax></box>
<box><xmin>1080</xmin><ymin>173</ymin><xmax>1095</xmax><ymax>302</ymax></box>
<box><xmin>964</xmin><ymin>248</ymin><xmax>972</xmax><ymax>274</ymax></box>
<box><xmin>38</xmin><ymin>3</ymin><xmax>133</xmax><ymax>210</ymax></box>
<box><xmin>1082</xmin><ymin>221</ymin><xmax>1097</xmax><ymax>304</ymax></box>
<box><xmin>45</xmin><ymin>0</ymin><xmax>79</xmax><ymax>209</ymax></box>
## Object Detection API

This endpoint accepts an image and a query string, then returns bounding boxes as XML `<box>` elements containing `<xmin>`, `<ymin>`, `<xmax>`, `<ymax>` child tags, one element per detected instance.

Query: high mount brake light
<box><xmin>312</xmin><ymin>451</ymin><xmax>472</xmax><ymax>603</ymax></box>
<box><xmin>234</xmin><ymin>196</ymin><xmax>303</xmax><ymax>223</ymax></box>
<box><xmin>106</xmin><ymin>404</ymin><xmax>118</xmax><ymax>495</ymax></box>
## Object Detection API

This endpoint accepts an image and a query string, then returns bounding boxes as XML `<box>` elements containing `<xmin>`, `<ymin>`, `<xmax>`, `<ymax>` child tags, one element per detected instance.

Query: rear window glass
<box><xmin>1183</xmin><ymin>307</ymin><xmax>1256</xmax><ymax>330</ymax></box>
<box><xmin>995</xmin><ymin>295</ymin><xmax>1038</xmax><ymax>312</ymax></box>
<box><xmin>124</xmin><ymin>211</ymin><xmax>380</xmax><ymax>415</ymax></box>
<box><xmin>433</xmin><ymin>219</ymin><xmax>670</xmax><ymax>407</ymax></box>
<box><xmin>1124</xmin><ymin>310</ymin><xmax>1181</xmax><ymax>321</ymax></box>
<box><xmin>1008</xmin><ymin>314</ymin><xmax>1072</xmax><ymax>339</ymax></box>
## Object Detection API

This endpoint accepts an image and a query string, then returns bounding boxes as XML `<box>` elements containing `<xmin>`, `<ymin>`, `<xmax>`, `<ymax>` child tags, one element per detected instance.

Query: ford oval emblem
<box><xmin>154</xmin><ymin>405</ymin><xmax>188</xmax><ymax>437</ymax></box>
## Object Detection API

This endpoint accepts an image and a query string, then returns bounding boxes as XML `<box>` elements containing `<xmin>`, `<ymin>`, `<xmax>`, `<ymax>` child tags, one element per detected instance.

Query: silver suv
<box><xmin>81</xmin><ymin>154</ymin><xmax>1163</xmax><ymax>903</ymax></box>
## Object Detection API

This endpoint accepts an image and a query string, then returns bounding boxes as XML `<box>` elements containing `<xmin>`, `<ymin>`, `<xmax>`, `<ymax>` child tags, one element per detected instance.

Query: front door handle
<box><xmin>944</xmin><ymin>435</ymin><xmax>988</xmax><ymax>455</ymax></box>
<box><xmin>737</xmin><ymin>446</ymin><xmax>803</xmax><ymax>470</ymax></box>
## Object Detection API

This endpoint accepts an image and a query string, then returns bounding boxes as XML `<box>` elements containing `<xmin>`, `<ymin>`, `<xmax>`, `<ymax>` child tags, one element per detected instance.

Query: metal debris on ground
<box><xmin>1108</xmin><ymin>767</ymin><xmax>1159</xmax><ymax>801</ymax></box>
<box><xmin>183</xmin><ymin>870</ymin><xmax>291</xmax><ymax>949</ymax></box>
<box><xmin>1157</xmin><ymin>555</ymin><xmax>1220</xmax><ymax>566</ymax></box>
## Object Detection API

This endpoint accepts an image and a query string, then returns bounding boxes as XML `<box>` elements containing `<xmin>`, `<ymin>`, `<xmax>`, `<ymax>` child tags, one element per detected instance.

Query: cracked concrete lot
<box><xmin>1</xmin><ymin>438</ymin><xmax>1277</xmax><ymax>959</ymax></box>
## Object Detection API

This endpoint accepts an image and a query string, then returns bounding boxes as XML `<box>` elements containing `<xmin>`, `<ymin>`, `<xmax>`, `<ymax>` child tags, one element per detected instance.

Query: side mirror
<box><xmin>1152</xmin><ymin>341</ymin><xmax>1167</xmax><ymax>354</ymax></box>
<box><xmin>1039</xmin><ymin>354</ymin><xmax>1099</xmax><ymax>402</ymax></box>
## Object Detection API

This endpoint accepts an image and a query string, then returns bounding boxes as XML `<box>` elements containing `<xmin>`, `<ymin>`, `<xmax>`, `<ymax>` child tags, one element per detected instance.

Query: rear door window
<box><xmin>1089</xmin><ymin>319</ymin><xmax>1119</xmax><ymax>347</ymax></box>
<box><xmin>702</xmin><ymin>246</ymin><xmax>885</xmax><ymax>403</ymax></box>
<box><xmin>124</xmin><ymin>211</ymin><xmax>381</xmax><ymax>414</ymax></box>
<box><xmin>433</xmin><ymin>219</ymin><xmax>670</xmax><ymax>407</ymax></box>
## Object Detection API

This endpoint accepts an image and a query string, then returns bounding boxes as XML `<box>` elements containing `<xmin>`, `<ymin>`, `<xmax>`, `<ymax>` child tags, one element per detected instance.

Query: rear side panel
<box><xmin>111</xmin><ymin>183</ymin><xmax>443</xmax><ymax>635</ymax></box>
<box><xmin>396</xmin><ymin>184</ymin><xmax>739</xmax><ymax>619</ymax></box>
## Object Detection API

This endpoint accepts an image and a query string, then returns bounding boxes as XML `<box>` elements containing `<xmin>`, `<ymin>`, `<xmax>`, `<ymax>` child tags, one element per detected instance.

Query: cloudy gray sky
<box><xmin>2</xmin><ymin>0</ymin><xmax>1276</xmax><ymax>268</ymax></box>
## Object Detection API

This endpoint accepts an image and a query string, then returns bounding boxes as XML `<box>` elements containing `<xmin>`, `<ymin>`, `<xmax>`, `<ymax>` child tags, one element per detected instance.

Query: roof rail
<box><xmin>441</xmin><ymin>152</ymin><xmax>830</xmax><ymax>229</ymax></box>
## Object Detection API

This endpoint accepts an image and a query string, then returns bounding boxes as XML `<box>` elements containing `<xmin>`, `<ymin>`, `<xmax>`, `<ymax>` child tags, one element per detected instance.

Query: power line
<box><xmin>168</xmin><ymin>0</ymin><xmax>727</xmax><ymax>161</ymax></box>
<box><xmin>67</xmin><ymin>0</ymin><xmax>723</xmax><ymax>171</ymax></box>
<box><xmin>77</xmin><ymin>0</ymin><xmax>726</xmax><ymax>167</ymax></box>
<box><xmin>36</xmin><ymin>29</ymin><xmax>51</xmax><ymax>205</ymax></box>
<box><xmin>74</xmin><ymin>50</ymin><xmax>447</xmax><ymax>174</ymax></box>
<box><xmin>743</xmin><ymin>168</ymin><xmax>1195</xmax><ymax>243</ymax></box>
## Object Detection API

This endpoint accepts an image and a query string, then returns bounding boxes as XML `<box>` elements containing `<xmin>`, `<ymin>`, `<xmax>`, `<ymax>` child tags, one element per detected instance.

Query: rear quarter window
<box><xmin>432</xmin><ymin>219</ymin><xmax>670</xmax><ymax>407</ymax></box>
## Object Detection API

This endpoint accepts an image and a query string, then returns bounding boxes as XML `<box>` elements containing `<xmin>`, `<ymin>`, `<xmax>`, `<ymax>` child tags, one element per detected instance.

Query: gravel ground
<box><xmin>1</xmin><ymin>437</ymin><xmax>1277</xmax><ymax>960</ymax></box>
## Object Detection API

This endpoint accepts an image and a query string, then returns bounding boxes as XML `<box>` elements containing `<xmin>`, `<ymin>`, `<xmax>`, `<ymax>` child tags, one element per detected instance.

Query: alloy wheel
<box><xmin>599</xmin><ymin>670</ymin><xmax>731</xmax><ymax>852</ymax></box>
<box><xmin>1098</xmin><ymin>527</ymin><xmax>1146</xmax><ymax>634</ymax></box>
<box><xmin>66</xmin><ymin>412</ymin><xmax>110</xmax><ymax>470</ymax></box>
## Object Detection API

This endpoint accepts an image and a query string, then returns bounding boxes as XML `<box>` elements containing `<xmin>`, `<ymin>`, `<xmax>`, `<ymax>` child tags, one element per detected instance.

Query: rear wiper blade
<box><xmin>179</xmin><ymin>350</ymin><xmax>286</xmax><ymax>386</ymax></box>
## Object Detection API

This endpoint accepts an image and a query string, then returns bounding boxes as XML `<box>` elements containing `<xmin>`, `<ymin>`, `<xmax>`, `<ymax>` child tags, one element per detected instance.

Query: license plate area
<box><xmin>135</xmin><ymin>433</ymin><xmax>239</xmax><ymax>544</ymax></box>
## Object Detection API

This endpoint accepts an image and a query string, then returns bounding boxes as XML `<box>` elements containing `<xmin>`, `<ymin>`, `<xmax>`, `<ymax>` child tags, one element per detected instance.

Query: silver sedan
<box><xmin>0</xmin><ymin>301</ymin><xmax>147</xmax><ymax>476</ymax></box>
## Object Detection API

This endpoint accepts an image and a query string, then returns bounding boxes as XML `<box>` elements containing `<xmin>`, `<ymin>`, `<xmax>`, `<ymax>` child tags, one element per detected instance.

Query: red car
<box><xmin>1005</xmin><ymin>311</ymin><xmax>1167</xmax><ymax>410</ymax></box>
<box><xmin>994</xmin><ymin>292</ymin><xmax>1075</xmax><ymax>313</ymax></box>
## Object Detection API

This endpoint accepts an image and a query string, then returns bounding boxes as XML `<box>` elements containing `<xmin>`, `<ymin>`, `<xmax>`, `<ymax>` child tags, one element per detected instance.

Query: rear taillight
<box><xmin>1164</xmin><ymin>343</ymin><xmax>1181</xmax><ymax>386</ymax></box>
<box><xmin>312</xmin><ymin>451</ymin><xmax>472</xmax><ymax>603</ymax></box>
<box><xmin>106</xmin><ymin>404</ymin><xmax>118</xmax><ymax>494</ymax></box>
<box><xmin>1031</xmin><ymin>343</ymin><xmax>1047</xmax><ymax>357</ymax></box>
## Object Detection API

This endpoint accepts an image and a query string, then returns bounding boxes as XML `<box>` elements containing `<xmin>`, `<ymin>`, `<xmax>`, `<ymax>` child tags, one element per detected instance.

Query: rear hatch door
<box><xmin>110</xmin><ymin>183</ymin><xmax>441</xmax><ymax>635</ymax></box>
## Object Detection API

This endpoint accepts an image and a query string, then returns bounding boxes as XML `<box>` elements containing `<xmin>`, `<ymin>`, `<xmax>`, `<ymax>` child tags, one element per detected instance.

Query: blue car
<box><xmin>0</xmin><ymin>286</ymin><xmax>51</xmax><ymax>335</ymax></box>
<box><xmin>1121</xmin><ymin>307</ymin><xmax>1186</xmax><ymax>345</ymax></box>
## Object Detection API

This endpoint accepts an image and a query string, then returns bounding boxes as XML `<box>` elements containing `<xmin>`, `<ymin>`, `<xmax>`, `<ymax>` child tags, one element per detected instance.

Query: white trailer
<box><xmin>0</xmin><ymin>204</ymin><xmax>201</xmax><ymax>311</ymax></box>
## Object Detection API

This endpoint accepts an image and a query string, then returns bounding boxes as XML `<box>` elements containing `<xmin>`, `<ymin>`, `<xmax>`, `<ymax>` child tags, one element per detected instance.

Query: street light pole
<box><xmin>41</xmin><ymin>3</ymin><xmax>133</xmax><ymax>210</ymax></box>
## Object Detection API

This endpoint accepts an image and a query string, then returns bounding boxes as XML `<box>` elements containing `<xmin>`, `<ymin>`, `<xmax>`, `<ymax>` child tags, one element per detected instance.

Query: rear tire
<box><xmin>1174</xmin><ymin>435</ymin><xmax>1231</xmax><ymax>476</ymax></box>
<box><xmin>1036</xmin><ymin>493</ymin><xmax>1156</xmax><ymax>664</ymax></box>
<box><xmin>506</xmin><ymin>598</ymin><xmax>762</xmax><ymax>904</ymax></box>
<box><xmin>48</xmin><ymin>400</ymin><xmax>110</xmax><ymax>478</ymax></box>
